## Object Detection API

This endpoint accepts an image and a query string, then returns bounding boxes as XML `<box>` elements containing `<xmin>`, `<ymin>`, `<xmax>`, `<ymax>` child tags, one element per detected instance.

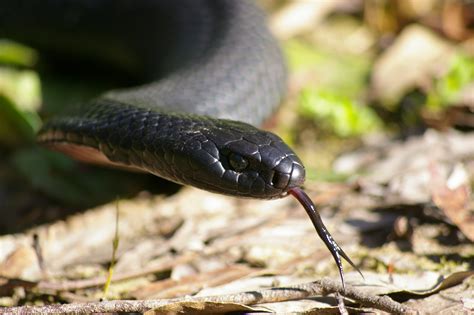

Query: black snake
<box><xmin>0</xmin><ymin>0</ymin><xmax>361</xmax><ymax>287</ymax></box>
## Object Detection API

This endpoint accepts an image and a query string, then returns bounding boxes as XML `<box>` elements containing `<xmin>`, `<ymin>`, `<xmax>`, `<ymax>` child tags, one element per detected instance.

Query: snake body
<box><xmin>1</xmin><ymin>1</ymin><xmax>364</xmax><ymax>286</ymax></box>
<box><xmin>0</xmin><ymin>0</ymin><xmax>305</xmax><ymax>199</ymax></box>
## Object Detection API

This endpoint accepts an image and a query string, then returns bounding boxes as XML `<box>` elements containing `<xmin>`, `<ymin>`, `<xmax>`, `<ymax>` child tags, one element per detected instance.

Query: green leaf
<box><xmin>427</xmin><ymin>53</ymin><xmax>474</xmax><ymax>110</ymax></box>
<box><xmin>0</xmin><ymin>39</ymin><xmax>38</xmax><ymax>67</ymax></box>
<box><xmin>0</xmin><ymin>67</ymin><xmax>42</xmax><ymax>111</ymax></box>
<box><xmin>0</xmin><ymin>95</ymin><xmax>41</xmax><ymax>145</ymax></box>
<box><xmin>299</xmin><ymin>90</ymin><xmax>382</xmax><ymax>137</ymax></box>
<box><xmin>0</xmin><ymin>68</ymin><xmax>42</xmax><ymax>146</ymax></box>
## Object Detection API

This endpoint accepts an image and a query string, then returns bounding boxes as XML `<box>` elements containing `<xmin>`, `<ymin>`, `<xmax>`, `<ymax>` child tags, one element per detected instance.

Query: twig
<box><xmin>336</xmin><ymin>292</ymin><xmax>349</xmax><ymax>315</ymax></box>
<box><xmin>2</xmin><ymin>278</ymin><xmax>410</xmax><ymax>314</ymax></box>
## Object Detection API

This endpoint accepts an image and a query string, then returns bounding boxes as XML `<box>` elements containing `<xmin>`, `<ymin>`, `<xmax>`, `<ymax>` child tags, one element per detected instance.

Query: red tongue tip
<box><xmin>289</xmin><ymin>187</ymin><xmax>363</xmax><ymax>290</ymax></box>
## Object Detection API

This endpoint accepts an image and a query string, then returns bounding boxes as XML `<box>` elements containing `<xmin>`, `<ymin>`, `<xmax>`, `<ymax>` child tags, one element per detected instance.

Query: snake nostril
<box><xmin>271</xmin><ymin>172</ymin><xmax>290</xmax><ymax>189</ymax></box>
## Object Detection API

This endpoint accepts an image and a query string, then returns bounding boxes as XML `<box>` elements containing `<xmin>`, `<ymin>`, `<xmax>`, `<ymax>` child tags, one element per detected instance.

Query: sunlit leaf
<box><xmin>299</xmin><ymin>90</ymin><xmax>382</xmax><ymax>137</ymax></box>
<box><xmin>427</xmin><ymin>53</ymin><xmax>474</xmax><ymax>110</ymax></box>
<box><xmin>0</xmin><ymin>39</ymin><xmax>38</xmax><ymax>67</ymax></box>
<box><xmin>0</xmin><ymin>68</ymin><xmax>42</xmax><ymax>145</ymax></box>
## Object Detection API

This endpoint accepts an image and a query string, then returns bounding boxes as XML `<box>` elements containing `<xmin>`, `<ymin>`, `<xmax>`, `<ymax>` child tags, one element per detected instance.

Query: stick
<box><xmin>2</xmin><ymin>278</ymin><xmax>410</xmax><ymax>314</ymax></box>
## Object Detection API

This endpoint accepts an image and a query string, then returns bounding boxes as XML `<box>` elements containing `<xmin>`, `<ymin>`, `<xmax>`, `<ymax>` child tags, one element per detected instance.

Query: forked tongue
<box><xmin>289</xmin><ymin>187</ymin><xmax>363</xmax><ymax>290</ymax></box>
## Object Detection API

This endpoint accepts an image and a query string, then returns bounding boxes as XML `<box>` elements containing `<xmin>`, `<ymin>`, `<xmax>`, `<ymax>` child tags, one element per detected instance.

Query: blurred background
<box><xmin>0</xmin><ymin>0</ymin><xmax>473</xmax><ymax>311</ymax></box>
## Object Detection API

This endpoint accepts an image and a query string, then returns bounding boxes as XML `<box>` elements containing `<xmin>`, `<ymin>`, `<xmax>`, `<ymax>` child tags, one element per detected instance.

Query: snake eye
<box><xmin>228</xmin><ymin>153</ymin><xmax>249</xmax><ymax>172</ymax></box>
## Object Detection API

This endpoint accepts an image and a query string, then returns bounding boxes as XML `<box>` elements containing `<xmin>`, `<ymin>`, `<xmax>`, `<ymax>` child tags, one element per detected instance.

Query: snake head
<box><xmin>177</xmin><ymin>118</ymin><xmax>305</xmax><ymax>199</ymax></box>
<box><xmin>38</xmin><ymin>106</ymin><xmax>304</xmax><ymax>200</ymax></box>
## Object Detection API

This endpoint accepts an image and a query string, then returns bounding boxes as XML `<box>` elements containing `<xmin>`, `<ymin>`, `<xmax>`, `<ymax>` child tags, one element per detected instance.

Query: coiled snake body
<box><xmin>1</xmin><ymin>0</ymin><xmax>306</xmax><ymax>199</ymax></box>
<box><xmin>1</xmin><ymin>0</ymin><xmax>360</xmax><ymax>286</ymax></box>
